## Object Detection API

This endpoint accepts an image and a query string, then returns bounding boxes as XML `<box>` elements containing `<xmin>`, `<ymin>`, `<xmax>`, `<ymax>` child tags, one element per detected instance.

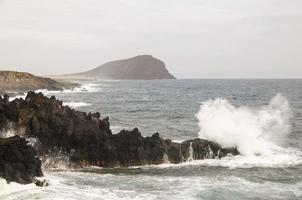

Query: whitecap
<box><xmin>0</xmin><ymin>178</ymin><xmax>37</xmax><ymax>197</ymax></box>
<box><xmin>196</xmin><ymin>93</ymin><xmax>291</xmax><ymax>157</ymax></box>
<box><xmin>35</xmin><ymin>83</ymin><xmax>101</xmax><ymax>94</ymax></box>
<box><xmin>63</xmin><ymin>101</ymin><xmax>91</xmax><ymax>108</ymax></box>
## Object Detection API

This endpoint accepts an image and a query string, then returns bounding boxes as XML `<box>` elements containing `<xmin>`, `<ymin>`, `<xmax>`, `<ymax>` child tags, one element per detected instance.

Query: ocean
<box><xmin>1</xmin><ymin>79</ymin><xmax>302</xmax><ymax>200</ymax></box>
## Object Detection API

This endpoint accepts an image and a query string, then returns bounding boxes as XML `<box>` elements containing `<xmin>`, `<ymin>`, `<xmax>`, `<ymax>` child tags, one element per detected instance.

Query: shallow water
<box><xmin>1</xmin><ymin>79</ymin><xmax>302</xmax><ymax>199</ymax></box>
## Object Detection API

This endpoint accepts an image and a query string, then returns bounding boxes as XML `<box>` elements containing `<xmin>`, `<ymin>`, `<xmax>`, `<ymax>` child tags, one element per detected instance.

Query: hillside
<box><xmin>53</xmin><ymin>55</ymin><xmax>175</xmax><ymax>80</ymax></box>
<box><xmin>0</xmin><ymin>71</ymin><xmax>72</xmax><ymax>95</ymax></box>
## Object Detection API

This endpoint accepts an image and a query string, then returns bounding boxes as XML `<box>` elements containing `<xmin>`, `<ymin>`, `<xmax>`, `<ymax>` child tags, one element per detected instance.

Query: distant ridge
<box><xmin>0</xmin><ymin>71</ymin><xmax>74</xmax><ymax>95</ymax></box>
<box><xmin>52</xmin><ymin>55</ymin><xmax>175</xmax><ymax>80</ymax></box>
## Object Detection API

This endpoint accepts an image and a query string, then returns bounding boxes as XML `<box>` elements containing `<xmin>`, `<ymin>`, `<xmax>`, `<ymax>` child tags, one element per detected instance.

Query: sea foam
<box><xmin>36</xmin><ymin>83</ymin><xmax>101</xmax><ymax>94</ymax></box>
<box><xmin>196</xmin><ymin>93</ymin><xmax>291</xmax><ymax>156</ymax></box>
<box><xmin>63</xmin><ymin>101</ymin><xmax>91</xmax><ymax>108</ymax></box>
<box><xmin>0</xmin><ymin>178</ymin><xmax>36</xmax><ymax>197</ymax></box>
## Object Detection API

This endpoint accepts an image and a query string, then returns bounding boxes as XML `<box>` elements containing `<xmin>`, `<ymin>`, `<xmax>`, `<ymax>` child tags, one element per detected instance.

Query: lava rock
<box><xmin>0</xmin><ymin>136</ymin><xmax>43</xmax><ymax>184</ymax></box>
<box><xmin>0</xmin><ymin>92</ymin><xmax>239</xmax><ymax>169</ymax></box>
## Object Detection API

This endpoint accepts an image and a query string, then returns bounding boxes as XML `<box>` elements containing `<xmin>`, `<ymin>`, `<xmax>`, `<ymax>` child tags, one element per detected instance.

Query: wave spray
<box><xmin>197</xmin><ymin>94</ymin><xmax>291</xmax><ymax>156</ymax></box>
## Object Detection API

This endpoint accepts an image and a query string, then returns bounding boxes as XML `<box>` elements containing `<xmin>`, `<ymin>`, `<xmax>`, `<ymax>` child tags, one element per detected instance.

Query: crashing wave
<box><xmin>196</xmin><ymin>93</ymin><xmax>291</xmax><ymax>156</ymax></box>
<box><xmin>62</xmin><ymin>101</ymin><xmax>91</xmax><ymax>108</ymax></box>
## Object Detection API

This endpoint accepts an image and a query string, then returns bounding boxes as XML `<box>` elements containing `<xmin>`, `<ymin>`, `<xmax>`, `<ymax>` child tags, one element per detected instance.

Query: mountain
<box><xmin>0</xmin><ymin>71</ymin><xmax>74</xmax><ymax>95</ymax></box>
<box><xmin>53</xmin><ymin>55</ymin><xmax>175</xmax><ymax>80</ymax></box>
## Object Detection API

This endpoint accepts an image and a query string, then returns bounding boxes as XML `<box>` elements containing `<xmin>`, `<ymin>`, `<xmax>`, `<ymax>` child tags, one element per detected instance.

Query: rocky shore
<box><xmin>0</xmin><ymin>92</ymin><xmax>239</xmax><ymax>184</ymax></box>
<box><xmin>0</xmin><ymin>71</ymin><xmax>77</xmax><ymax>96</ymax></box>
<box><xmin>0</xmin><ymin>136</ymin><xmax>43</xmax><ymax>185</ymax></box>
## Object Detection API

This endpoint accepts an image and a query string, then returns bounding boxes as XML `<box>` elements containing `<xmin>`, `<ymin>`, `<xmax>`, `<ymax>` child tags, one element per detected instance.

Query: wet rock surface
<box><xmin>0</xmin><ymin>136</ymin><xmax>43</xmax><ymax>184</ymax></box>
<box><xmin>0</xmin><ymin>92</ymin><xmax>238</xmax><ymax>171</ymax></box>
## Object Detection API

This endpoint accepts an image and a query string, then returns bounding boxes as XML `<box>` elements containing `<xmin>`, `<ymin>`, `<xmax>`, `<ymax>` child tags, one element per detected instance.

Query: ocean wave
<box><xmin>0</xmin><ymin>178</ymin><xmax>37</xmax><ymax>197</ymax></box>
<box><xmin>197</xmin><ymin>93</ymin><xmax>292</xmax><ymax>156</ymax></box>
<box><xmin>2</xmin><ymin>171</ymin><xmax>301</xmax><ymax>200</ymax></box>
<box><xmin>8</xmin><ymin>94</ymin><xmax>27</xmax><ymax>101</ymax></box>
<box><xmin>36</xmin><ymin>83</ymin><xmax>101</xmax><ymax>94</ymax></box>
<box><xmin>110</xmin><ymin>125</ymin><xmax>124</xmax><ymax>134</ymax></box>
<box><xmin>63</xmin><ymin>101</ymin><xmax>91</xmax><ymax>108</ymax></box>
<box><xmin>134</xmin><ymin>94</ymin><xmax>302</xmax><ymax>169</ymax></box>
<box><xmin>130</xmin><ymin>147</ymin><xmax>302</xmax><ymax>170</ymax></box>
<box><xmin>7</xmin><ymin>83</ymin><xmax>102</xmax><ymax>102</ymax></box>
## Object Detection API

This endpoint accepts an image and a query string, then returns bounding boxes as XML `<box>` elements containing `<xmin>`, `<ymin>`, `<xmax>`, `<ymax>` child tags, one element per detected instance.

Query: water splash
<box><xmin>63</xmin><ymin>101</ymin><xmax>91</xmax><ymax>108</ymax></box>
<box><xmin>187</xmin><ymin>142</ymin><xmax>194</xmax><ymax>161</ymax></box>
<box><xmin>36</xmin><ymin>83</ymin><xmax>101</xmax><ymax>94</ymax></box>
<box><xmin>162</xmin><ymin>153</ymin><xmax>170</xmax><ymax>164</ymax></box>
<box><xmin>41</xmin><ymin>149</ymin><xmax>74</xmax><ymax>170</ymax></box>
<box><xmin>196</xmin><ymin>94</ymin><xmax>291</xmax><ymax>156</ymax></box>
<box><xmin>0</xmin><ymin>123</ymin><xmax>19</xmax><ymax>138</ymax></box>
<box><xmin>0</xmin><ymin>128</ymin><xmax>15</xmax><ymax>138</ymax></box>
<box><xmin>205</xmin><ymin>144</ymin><xmax>214</xmax><ymax>159</ymax></box>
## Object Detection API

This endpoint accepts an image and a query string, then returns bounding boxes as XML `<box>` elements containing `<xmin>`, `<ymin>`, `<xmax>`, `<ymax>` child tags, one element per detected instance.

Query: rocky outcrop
<box><xmin>52</xmin><ymin>55</ymin><xmax>176</xmax><ymax>80</ymax></box>
<box><xmin>0</xmin><ymin>136</ymin><xmax>43</xmax><ymax>184</ymax></box>
<box><xmin>0</xmin><ymin>71</ymin><xmax>77</xmax><ymax>95</ymax></box>
<box><xmin>0</xmin><ymin>92</ymin><xmax>238</xmax><ymax>169</ymax></box>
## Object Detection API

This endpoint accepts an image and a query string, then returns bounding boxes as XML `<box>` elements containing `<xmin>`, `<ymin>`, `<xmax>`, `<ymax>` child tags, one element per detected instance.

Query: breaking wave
<box><xmin>63</xmin><ymin>101</ymin><xmax>91</xmax><ymax>108</ymax></box>
<box><xmin>36</xmin><ymin>83</ymin><xmax>101</xmax><ymax>94</ymax></box>
<box><xmin>0</xmin><ymin>178</ymin><xmax>37</xmax><ymax>197</ymax></box>
<box><xmin>8</xmin><ymin>83</ymin><xmax>102</xmax><ymax>102</ymax></box>
<box><xmin>197</xmin><ymin>93</ymin><xmax>291</xmax><ymax>156</ymax></box>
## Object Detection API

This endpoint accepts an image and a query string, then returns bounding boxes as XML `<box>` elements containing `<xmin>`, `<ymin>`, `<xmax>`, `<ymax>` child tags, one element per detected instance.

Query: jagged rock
<box><xmin>0</xmin><ymin>136</ymin><xmax>43</xmax><ymax>184</ymax></box>
<box><xmin>0</xmin><ymin>92</ymin><xmax>238</xmax><ymax>169</ymax></box>
<box><xmin>34</xmin><ymin>178</ymin><xmax>50</xmax><ymax>187</ymax></box>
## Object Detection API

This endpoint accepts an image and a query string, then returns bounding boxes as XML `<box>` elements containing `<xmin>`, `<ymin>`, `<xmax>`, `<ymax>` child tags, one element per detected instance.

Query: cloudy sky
<box><xmin>0</xmin><ymin>0</ymin><xmax>301</xmax><ymax>78</ymax></box>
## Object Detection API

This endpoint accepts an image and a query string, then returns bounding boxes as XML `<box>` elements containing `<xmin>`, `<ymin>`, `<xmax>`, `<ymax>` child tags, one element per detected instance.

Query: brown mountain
<box><xmin>53</xmin><ymin>55</ymin><xmax>175</xmax><ymax>80</ymax></box>
<box><xmin>0</xmin><ymin>71</ymin><xmax>73</xmax><ymax>95</ymax></box>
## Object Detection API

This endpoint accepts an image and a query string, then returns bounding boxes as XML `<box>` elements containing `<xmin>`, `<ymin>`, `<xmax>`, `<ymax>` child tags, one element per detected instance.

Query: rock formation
<box><xmin>0</xmin><ymin>71</ymin><xmax>77</xmax><ymax>95</ymax></box>
<box><xmin>0</xmin><ymin>92</ymin><xmax>238</xmax><ymax>172</ymax></box>
<box><xmin>0</xmin><ymin>136</ymin><xmax>43</xmax><ymax>184</ymax></box>
<box><xmin>52</xmin><ymin>55</ymin><xmax>176</xmax><ymax>80</ymax></box>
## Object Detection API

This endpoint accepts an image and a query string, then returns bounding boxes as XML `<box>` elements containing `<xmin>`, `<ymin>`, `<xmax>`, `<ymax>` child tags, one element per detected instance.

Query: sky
<box><xmin>0</xmin><ymin>0</ymin><xmax>301</xmax><ymax>78</ymax></box>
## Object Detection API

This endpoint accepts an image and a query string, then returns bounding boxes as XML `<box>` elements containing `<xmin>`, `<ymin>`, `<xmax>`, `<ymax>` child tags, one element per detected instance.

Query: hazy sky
<box><xmin>0</xmin><ymin>0</ymin><xmax>301</xmax><ymax>78</ymax></box>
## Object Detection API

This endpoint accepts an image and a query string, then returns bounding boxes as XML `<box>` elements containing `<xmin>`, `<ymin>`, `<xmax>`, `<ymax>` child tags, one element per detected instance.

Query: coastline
<box><xmin>0</xmin><ymin>91</ymin><xmax>238</xmax><ymax>184</ymax></box>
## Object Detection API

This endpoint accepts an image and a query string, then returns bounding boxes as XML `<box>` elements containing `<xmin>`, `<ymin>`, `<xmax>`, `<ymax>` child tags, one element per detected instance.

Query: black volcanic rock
<box><xmin>0</xmin><ymin>136</ymin><xmax>43</xmax><ymax>184</ymax></box>
<box><xmin>55</xmin><ymin>55</ymin><xmax>175</xmax><ymax>80</ymax></box>
<box><xmin>0</xmin><ymin>92</ymin><xmax>238</xmax><ymax>169</ymax></box>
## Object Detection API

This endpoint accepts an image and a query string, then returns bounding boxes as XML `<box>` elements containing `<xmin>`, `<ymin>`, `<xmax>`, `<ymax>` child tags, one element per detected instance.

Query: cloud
<box><xmin>0</xmin><ymin>0</ymin><xmax>301</xmax><ymax>78</ymax></box>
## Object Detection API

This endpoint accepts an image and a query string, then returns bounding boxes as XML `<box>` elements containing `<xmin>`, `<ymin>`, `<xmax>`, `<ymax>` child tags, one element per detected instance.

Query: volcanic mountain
<box><xmin>53</xmin><ymin>55</ymin><xmax>175</xmax><ymax>80</ymax></box>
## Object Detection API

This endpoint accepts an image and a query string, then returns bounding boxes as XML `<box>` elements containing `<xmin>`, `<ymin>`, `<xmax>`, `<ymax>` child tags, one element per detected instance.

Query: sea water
<box><xmin>1</xmin><ymin>79</ymin><xmax>302</xmax><ymax>200</ymax></box>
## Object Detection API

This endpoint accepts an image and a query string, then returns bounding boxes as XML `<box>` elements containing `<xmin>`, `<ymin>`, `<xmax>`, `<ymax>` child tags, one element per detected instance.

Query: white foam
<box><xmin>7</xmin><ymin>83</ymin><xmax>101</xmax><ymax>102</ymax></box>
<box><xmin>8</xmin><ymin>94</ymin><xmax>26</xmax><ymax>101</ymax></box>
<box><xmin>0</xmin><ymin>178</ymin><xmax>36</xmax><ymax>197</ymax></box>
<box><xmin>0</xmin><ymin>129</ymin><xmax>16</xmax><ymax>138</ymax></box>
<box><xmin>131</xmin><ymin>147</ymin><xmax>302</xmax><ymax>169</ymax></box>
<box><xmin>196</xmin><ymin>93</ymin><xmax>291</xmax><ymax>156</ymax></box>
<box><xmin>0</xmin><ymin>123</ymin><xmax>17</xmax><ymax>138</ymax></box>
<box><xmin>1</xmin><ymin>170</ymin><xmax>301</xmax><ymax>199</ymax></box>
<box><xmin>131</xmin><ymin>94</ymin><xmax>302</xmax><ymax>169</ymax></box>
<box><xmin>41</xmin><ymin>150</ymin><xmax>73</xmax><ymax>171</ymax></box>
<box><xmin>36</xmin><ymin>83</ymin><xmax>101</xmax><ymax>94</ymax></box>
<box><xmin>63</xmin><ymin>101</ymin><xmax>91</xmax><ymax>108</ymax></box>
